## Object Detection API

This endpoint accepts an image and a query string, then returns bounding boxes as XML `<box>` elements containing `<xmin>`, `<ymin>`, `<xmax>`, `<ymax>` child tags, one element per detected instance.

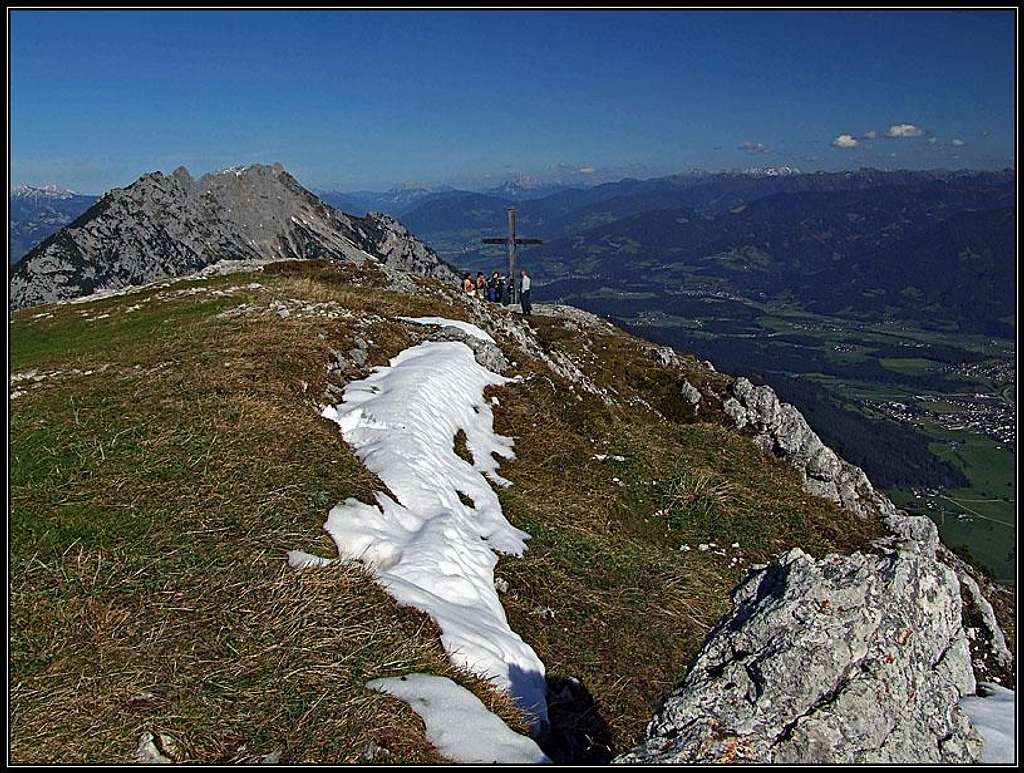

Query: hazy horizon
<box><xmin>10</xmin><ymin>160</ymin><xmax>1018</xmax><ymax>200</ymax></box>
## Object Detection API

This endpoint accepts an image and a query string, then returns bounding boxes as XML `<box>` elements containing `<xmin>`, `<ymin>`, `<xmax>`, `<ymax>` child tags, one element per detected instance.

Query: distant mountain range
<box><xmin>10</xmin><ymin>164</ymin><xmax>455</xmax><ymax>308</ymax></box>
<box><xmin>315</xmin><ymin>177</ymin><xmax>579</xmax><ymax>218</ymax></box>
<box><xmin>10</xmin><ymin>185</ymin><xmax>99</xmax><ymax>264</ymax></box>
<box><xmin>317</xmin><ymin>184</ymin><xmax>460</xmax><ymax>217</ymax></box>
<box><xmin>389</xmin><ymin>167</ymin><xmax>1015</xmax><ymax>336</ymax></box>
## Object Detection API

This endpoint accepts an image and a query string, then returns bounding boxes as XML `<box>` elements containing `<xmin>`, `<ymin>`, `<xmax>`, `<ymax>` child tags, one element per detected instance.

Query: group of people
<box><xmin>460</xmin><ymin>268</ymin><xmax>533</xmax><ymax>316</ymax></box>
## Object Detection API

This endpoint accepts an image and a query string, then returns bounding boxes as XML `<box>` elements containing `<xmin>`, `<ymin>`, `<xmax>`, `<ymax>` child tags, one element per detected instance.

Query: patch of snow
<box><xmin>367</xmin><ymin>674</ymin><xmax>549</xmax><ymax>764</ymax></box>
<box><xmin>317</xmin><ymin>334</ymin><xmax>547</xmax><ymax>730</ymax></box>
<box><xmin>10</xmin><ymin>369</ymin><xmax>40</xmax><ymax>384</ymax></box>
<box><xmin>286</xmin><ymin>550</ymin><xmax>335</xmax><ymax>569</ymax></box>
<box><xmin>397</xmin><ymin>315</ymin><xmax>495</xmax><ymax>343</ymax></box>
<box><xmin>961</xmin><ymin>683</ymin><xmax>1016</xmax><ymax>763</ymax></box>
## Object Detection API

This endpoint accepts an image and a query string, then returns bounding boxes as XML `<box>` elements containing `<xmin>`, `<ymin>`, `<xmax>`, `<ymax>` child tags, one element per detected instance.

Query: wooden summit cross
<box><xmin>482</xmin><ymin>207</ymin><xmax>543</xmax><ymax>303</ymax></box>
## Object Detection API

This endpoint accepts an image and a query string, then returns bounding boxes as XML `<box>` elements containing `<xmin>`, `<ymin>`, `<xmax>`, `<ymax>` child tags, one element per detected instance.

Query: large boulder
<box><xmin>616</xmin><ymin>532</ymin><xmax>982</xmax><ymax>764</ymax></box>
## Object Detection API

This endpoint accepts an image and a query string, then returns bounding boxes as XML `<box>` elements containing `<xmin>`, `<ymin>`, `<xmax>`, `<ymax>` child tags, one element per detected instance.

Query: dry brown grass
<box><xmin>10</xmin><ymin>262</ymin><xmax>884</xmax><ymax>763</ymax></box>
<box><xmin>9</xmin><ymin>273</ymin><xmax>528</xmax><ymax>764</ymax></box>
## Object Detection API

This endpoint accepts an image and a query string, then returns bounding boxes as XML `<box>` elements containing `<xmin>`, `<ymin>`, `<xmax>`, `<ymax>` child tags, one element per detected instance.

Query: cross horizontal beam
<box><xmin>481</xmin><ymin>237</ymin><xmax>545</xmax><ymax>245</ymax></box>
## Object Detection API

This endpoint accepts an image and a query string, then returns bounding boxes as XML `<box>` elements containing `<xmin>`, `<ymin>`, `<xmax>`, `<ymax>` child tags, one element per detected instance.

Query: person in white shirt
<box><xmin>520</xmin><ymin>268</ymin><xmax>533</xmax><ymax>317</ymax></box>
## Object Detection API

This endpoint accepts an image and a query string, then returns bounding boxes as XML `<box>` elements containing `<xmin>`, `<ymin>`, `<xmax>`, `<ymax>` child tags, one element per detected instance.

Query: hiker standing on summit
<box><xmin>520</xmin><ymin>268</ymin><xmax>533</xmax><ymax>317</ymax></box>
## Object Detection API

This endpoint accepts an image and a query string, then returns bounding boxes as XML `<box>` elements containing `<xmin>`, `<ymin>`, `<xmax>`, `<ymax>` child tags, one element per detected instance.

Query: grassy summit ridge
<box><xmin>9</xmin><ymin>260</ymin><xmax>881</xmax><ymax>763</ymax></box>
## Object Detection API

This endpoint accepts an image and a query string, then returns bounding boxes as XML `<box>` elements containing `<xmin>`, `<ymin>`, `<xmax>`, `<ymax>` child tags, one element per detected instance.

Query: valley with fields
<box><xmin>545</xmin><ymin>290</ymin><xmax>1016</xmax><ymax>582</ymax></box>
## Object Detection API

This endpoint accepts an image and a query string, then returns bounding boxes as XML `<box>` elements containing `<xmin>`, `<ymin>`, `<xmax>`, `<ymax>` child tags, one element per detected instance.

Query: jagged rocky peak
<box><xmin>9</xmin><ymin>163</ymin><xmax>457</xmax><ymax>309</ymax></box>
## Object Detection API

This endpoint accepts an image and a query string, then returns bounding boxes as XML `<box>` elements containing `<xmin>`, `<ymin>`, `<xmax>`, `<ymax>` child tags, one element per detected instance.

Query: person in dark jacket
<box><xmin>498</xmin><ymin>273</ymin><xmax>510</xmax><ymax>305</ymax></box>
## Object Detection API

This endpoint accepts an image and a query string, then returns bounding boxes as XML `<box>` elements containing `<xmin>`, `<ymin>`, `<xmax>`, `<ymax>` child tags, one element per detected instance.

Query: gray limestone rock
<box><xmin>135</xmin><ymin>731</ymin><xmax>177</xmax><ymax>764</ymax></box>
<box><xmin>348</xmin><ymin>347</ymin><xmax>368</xmax><ymax>368</ymax></box>
<box><xmin>615</xmin><ymin>541</ymin><xmax>982</xmax><ymax>764</ymax></box>
<box><xmin>680</xmin><ymin>380</ymin><xmax>702</xmax><ymax>410</ymax></box>
<box><xmin>357</xmin><ymin>213</ymin><xmax>458</xmax><ymax>281</ymax></box>
<box><xmin>957</xmin><ymin>571</ymin><xmax>1014</xmax><ymax>687</ymax></box>
<box><xmin>651</xmin><ymin>346</ymin><xmax>679</xmax><ymax>368</ymax></box>
<box><xmin>427</xmin><ymin>326</ymin><xmax>510</xmax><ymax>374</ymax></box>
<box><xmin>725</xmin><ymin>377</ymin><xmax>897</xmax><ymax>522</ymax></box>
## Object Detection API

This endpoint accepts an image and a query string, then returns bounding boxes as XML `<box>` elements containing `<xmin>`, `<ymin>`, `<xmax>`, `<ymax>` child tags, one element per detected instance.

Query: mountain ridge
<box><xmin>10</xmin><ymin>164</ymin><xmax>456</xmax><ymax>309</ymax></box>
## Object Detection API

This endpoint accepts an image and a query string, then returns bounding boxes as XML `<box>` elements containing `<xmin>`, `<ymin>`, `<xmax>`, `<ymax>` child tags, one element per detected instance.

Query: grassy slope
<box><xmin>9</xmin><ymin>261</ymin><xmax>881</xmax><ymax>763</ymax></box>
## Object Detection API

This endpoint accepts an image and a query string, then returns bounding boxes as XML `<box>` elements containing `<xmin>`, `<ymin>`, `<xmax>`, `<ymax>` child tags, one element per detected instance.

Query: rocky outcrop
<box><xmin>10</xmin><ymin>164</ymin><xmax>456</xmax><ymax>309</ymax></box>
<box><xmin>427</xmin><ymin>326</ymin><xmax>510</xmax><ymax>374</ymax></box>
<box><xmin>724</xmin><ymin>377</ymin><xmax>903</xmax><ymax>524</ymax></box>
<box><xmin>470</xmin><ymin>302</ymin><xmax>612</xmax><ymax>401</ymax></box>
<box><xmin>720</xmin><ymin>375</ymin><xmax>1014</xmax><ymax>681</ymax></box>
<box><xmin>612</xmin><ymin>369</ymin><xmax>1013</xmax><ymax>764</ymax></box>
<box><xmin>680</xmin><ymin>380</ymin><xmax>702</xmax><ymax>413</ymax></box>
<box><xmin>616</xmin><ymin>524</ymin><xmax>983</xmax><ymax>764</ymax></box>
<box><xmin>956</xmin><ymin>567</ymin><xmax>1015</xmax><ymax>687</ymax></box>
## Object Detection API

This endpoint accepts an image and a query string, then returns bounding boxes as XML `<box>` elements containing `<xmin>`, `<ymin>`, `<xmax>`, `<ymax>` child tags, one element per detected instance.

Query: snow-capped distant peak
<box><xmin>742</xmin><ymin>166</ymin><xmax>802</xmax><ymax>178</ymax></box>
<box><xmin>12</xmin><ymin>184</ymin><xmax>79</xmax><ymax>199</ymax></box>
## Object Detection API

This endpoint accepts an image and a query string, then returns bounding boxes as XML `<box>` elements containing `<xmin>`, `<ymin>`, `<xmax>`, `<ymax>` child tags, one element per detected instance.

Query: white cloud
<box><xmin>831</xmin><ymin>134</ymin><xmax>860</xmax><ymax>149</ymax></box>
<box><xmin>928</xmin><ymin>137</ymin><xmax>939</xmax><ymax>144</ymax></box>
<box><xmin>577</xmin><ymin>166</ymin><xmax>596</xmax><ymax>174</ymax></box>
<box><xmin>739</xmin><ymin>141</ymin><xmax>769</xmax><ymax>155</ymax></box>
<box><xmin>952</xmin><ymin>138</ymin><xmax>966</xmax><ymax>147</ymax></box>
<box><xmin>886</xmin><ymin>123</ymin><xmax>925</xmax><ymax>138</ymax></box>
<box><xmin>863</xmin><ymin>130</ymin><xmax>879</xmax><ymax>140</ymax></box>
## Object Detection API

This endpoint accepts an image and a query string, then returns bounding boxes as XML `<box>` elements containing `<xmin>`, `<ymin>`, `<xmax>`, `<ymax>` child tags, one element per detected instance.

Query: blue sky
<box><xmin>9</xmin><ymin>9</ymin><xmax>1016</xmax><ymax>194</ymax></box>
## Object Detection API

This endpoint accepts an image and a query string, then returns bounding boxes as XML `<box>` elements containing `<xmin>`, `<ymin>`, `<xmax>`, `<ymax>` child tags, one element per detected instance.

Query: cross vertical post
<box><xmin>482</xmin><ymin>207</ymin><xmax>544</xmax><ymax>306</ymax></box>
<box><xmin>508</xmin><ymin>207</ymin><xmax>517</xmax><ymax>299</ymax></box>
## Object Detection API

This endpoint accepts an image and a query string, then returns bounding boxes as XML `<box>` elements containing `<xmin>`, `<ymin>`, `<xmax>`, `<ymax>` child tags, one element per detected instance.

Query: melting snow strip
<box><xmin>367</xmin><ymin>674</ymin><xmax>549</xmax><ymax>764</ymax></box>
<box><xmin>291</xmin><ymin>321</ymin><xmax>548</xmax><ymax>759</ymax></box>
